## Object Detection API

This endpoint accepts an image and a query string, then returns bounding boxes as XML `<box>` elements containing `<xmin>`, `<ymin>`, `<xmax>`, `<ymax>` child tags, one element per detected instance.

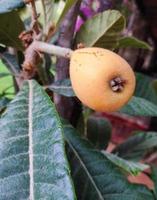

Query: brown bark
<box><xmin>54</xmin><ymin>1</ymin><xmax>82</xmax><ymax>126</ymax></box>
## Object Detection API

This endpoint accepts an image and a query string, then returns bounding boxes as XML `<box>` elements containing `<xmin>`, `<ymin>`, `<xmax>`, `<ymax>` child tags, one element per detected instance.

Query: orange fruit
<box><xmin>70</xmin><ymin>47</ymin><xmax>136</xmax><ymax>112</ymax></box>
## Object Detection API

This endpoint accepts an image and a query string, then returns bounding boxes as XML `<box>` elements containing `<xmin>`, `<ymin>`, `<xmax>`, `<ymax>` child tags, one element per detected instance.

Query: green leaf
<box><xmin>56</xmin><ymin>0</ymin><xmax>78</xmax><ymax>28</ymax></box>
<box><xmin>135</xmin><ymin>73</ymin><xmax>157</xmax><ymax>104</ymax></box>
<box><xmin>0</xmin><ymin>72</ymin><xmax>10</xmax><ymax>78</ymax></box>
<box><xmin>75</xmin><ymin>10</ymin><xmax>125</xmax><ymax>49</ymax></box>
<box><xmin>41</xmin><ymin>0</ymin><xmax>55</xmax><ymax>36</ymax></box>
<box><xmin>0</xmin><ymin>97</ymin><xmax>10</xmax><ymax>112</ymax></box>
<box><xmin>0</xmin><ymin>11</ymin><xmax>24</xmax><ymax>50</ymax></box>
<box><xmin>0</xmin><ymin>52</ymin><xmax>21</xmax><ymax>75</ymax></box>
<box><xmin>0</xmin><ymin>60</ymin><xmax>14</xmax><ymax>98</ymax></box>
<box><xmin>151</xmin><ymin>166</ymin><xmax>157</xmax><ymax>199</ymax></box>
<box><xmin>48</xmin><ymin>79</ymin><xmax>76</xmax><ymax>97</ymax></box>
<box><xmin>113</xmin><ymin>132</ymin><xmax>157</xmax><ymax>161</ymax></box>
<box><xmin>41</xmin><ymin>0</ymin><xmax>54</xmax><ymax>24</ymax></box>
<box><xmin>64</xmin><ymin>123</ymin><xmax>154</xmax><ymax>200</ymax></box>
<box><xmin>0</xmin><ymin>80</ymin><xmax>76</xmax><ymax>200</ymax></box>
<box><xmin>102</xmin><ymin>151</ymin><xmax>149</xmax><ymax>176</ymax></box>
<box><xmin>87</xmin><ymin>116</ymin><xmax>112</xmax><ymax>149</ymax></box>
<box><xmin>151</xmin><ymin>79</ymin><xmax>157</xmax><ymax>98</ymax></box>
<box><xmin>0</xmin><ymin>0</ymin><xmax>25</xmax><ymax>14</ymax></box>
<box><xmin>118</xmin><ymin>36</ymin><xmax>152</xmax><ymax>50</ymax></box>
<box><xmin>120</xmin><ymin>96</ymin><xmax>157</xmax><ymax>116</ymax></box>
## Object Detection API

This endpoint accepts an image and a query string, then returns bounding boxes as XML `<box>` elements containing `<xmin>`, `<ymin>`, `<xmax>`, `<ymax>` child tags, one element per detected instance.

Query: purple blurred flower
<box><xmin>81</xmin><ymin>6</ymin><xmax>94</xmax><ymax>18</ymax></box>
<box><xmin>75</xmin><ymin>16</ymin><xmax>84</xmax><ymax>32</ymax></box>
<box><xmin>75</xmin><ymin>0</ymin><xmax>112</xmax><ymax>32</ymax></box>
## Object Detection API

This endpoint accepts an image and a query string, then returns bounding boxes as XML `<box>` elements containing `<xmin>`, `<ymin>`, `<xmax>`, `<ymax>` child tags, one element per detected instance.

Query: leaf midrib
<box><xmin>28</xmin><ymin>80</ymin><xmax>34</xmax><ymax>200</ymax></box>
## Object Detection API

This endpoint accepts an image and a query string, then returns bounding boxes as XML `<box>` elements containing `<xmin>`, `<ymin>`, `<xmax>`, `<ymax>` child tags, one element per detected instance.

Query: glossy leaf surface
<box><xmin>120</xmin><ymin>96</ymin><xmax>157</xmax><ymax>116</ymax></box>
<box><xmin>87</xmin><ymin>116</ymin><xmax>112</xmax><ymax>149</ymax></box>
<box><xmin>64</xmin><ymin>123</ymin><xmax>154</xmax><ymax>200</ymax></box>
<box><xmin>113</xmin><ymin>132</ymin><xmax>157</xmax><ymax>161</ymax></box>
<box><xmin>0</xmin><ymin>11</ymin><xmax>24</xmax><ymax>50</ymax></box>
<box><xmin>102</xmin><ymin>151</ymin><xmax>149</xmax><ymax>176</ymax></box>
<box><xmin>118</xmin><ymin>36</ymin><xmax>152</xmax><ymax>50</ymax></box>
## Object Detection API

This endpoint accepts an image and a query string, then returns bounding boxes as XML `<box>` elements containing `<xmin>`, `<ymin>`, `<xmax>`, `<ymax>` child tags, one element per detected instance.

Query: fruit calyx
<box><xmin>110</xmin><ymin>76</ymin><xmax>126</xmax><ymax>92</ymax></box>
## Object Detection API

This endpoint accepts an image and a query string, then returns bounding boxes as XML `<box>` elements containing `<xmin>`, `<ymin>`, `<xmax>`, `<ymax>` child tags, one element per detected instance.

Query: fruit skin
<box><xmin>70</xmin><ymin>47</ymin><xmax>136</xmax><ymax>112</ymax></box>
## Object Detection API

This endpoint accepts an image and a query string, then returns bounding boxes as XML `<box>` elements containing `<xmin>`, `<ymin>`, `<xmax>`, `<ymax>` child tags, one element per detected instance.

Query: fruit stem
<box><xmin>22</xmin><ymin>40</ymin><xmax>74</xmax><ymax>76</ymax></box>
<box><xmin>34</xmin><ymin>41</ymin><xmax>73</xmax><ymax>58</ymax></box>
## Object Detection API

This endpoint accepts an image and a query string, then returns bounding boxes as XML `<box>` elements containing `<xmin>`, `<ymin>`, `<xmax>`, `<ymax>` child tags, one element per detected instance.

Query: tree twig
<box><xmin>34</xmin><ymin>41</ymin><xmax>73</xmax><ymax>58</ymax></box>
<box><xmin>30</xmin><ymin>0</ymin><xmax>40</xmax><ymax>35</ymax></box>
<box><xmin>22</xmin><ymin>40</ymin><xmax>73</xmax><ymax>77</ymax></box>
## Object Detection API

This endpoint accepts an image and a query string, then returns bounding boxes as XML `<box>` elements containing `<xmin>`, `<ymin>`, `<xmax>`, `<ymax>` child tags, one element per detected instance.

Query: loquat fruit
<box><xmin>70</xmin><ymin>47</ymin><xmax>136</xmax><ymax>112</ymax></box>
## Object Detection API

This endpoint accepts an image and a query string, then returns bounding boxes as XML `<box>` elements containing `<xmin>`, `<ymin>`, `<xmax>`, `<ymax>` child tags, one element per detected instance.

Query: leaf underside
<box><xmin>0</xmin><ymin>0</ymin><xmax>25</xmax><ymax>14</ymax></box>
<box><xmin>76</xmin><ymin>10</ymin><xmax>125</xmax><ymax>49</ymax></box>
<box><xmin>56</xmin><ymin>0</ymin><xmax>78</xmax><ymax>28</ymax></box>
<box><xmin>0</xmin><ymin>80</ymin><xmax>75</xmax><ymax>200</ymax></box>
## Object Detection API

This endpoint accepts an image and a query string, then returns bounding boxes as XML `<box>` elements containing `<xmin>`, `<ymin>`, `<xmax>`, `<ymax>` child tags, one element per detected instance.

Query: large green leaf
<box><xmin>41</xmin><ymin>0</ymin><xmax>55</xmax><ymax>37</ymax></box>
<box><xmin>0</xmin><ymin>52</ymin><xmax>21</xmax><ymax>75</ymax></box>
<box><xmin>0</xmin><ymin>97</ymin><xmax>10</xmax><ymax>113</ymax></box>
<box><xmin>0</xmin><ymin>0</ymin><xmax>25</xmax><ymax>14</ymax></box>
<box><xmin>135</xmin><ymin>73</ymin><xmax>157</xmax><ymax>104</ymax></box>
<box><xmin>0</xmin><ymin>11</ymin><xmax>24</xmax><ymax>50</ymax></box>
<box><xmin>152</xmin><ymin>79</ymin><xmax>157</xmax><ymax>98</ymax></box>
<box><xmin>64</xmin><ymin>123</ymin><xmax>154</xmax><ymax>200</ymax></box>
<box><xmin>75</xmin><ymin>10</ymin><xmax>125</xmax><ymax>49</ymax></box>
<box><xmin>118</xmin><ymin>36</ymin><xmax>152</xmax><ymax>50</ymax></box>
<box><xmin>41</xmin><ymin>0</ymin><xmax>54</xmax><ymax>24</ymax></box>
<box><xmin>122</xmin><ymin>73</ymin><xmax>157</xmax><ymax>116</ymax></box>
<box><xmin>56</xmin><ymin>0</ymin><xmax>78</xmax><ymax>28</ymax></box>
<box><xmin>113</xmin><ymin>132</ymin><xmax>157</xmax><ymax>161</ymax></box>
<box><xmin>151</xmin><ymin>166</ymin><xmax>157</xmax><ymax>199</ymax></box>
<box><xmin>87</xmin><ymin>116</ymin><xmax>112</xmax><ymax>149</ymax></box>
<box><xmin>102</xmin><ymin>151</ymin><xmax>149</xmax><ymax>176</ymax></box>
<box><xmin>0</xmin><ymin>72</ymin><xmax>10</xmax><ymax>78</ymax></box>
<box><xmin>0</xmin><ymin>80</ymin><xmax>76</xmax><ymax>200</ymax></box>
<box><xmin>0</xmin><ymin>59</ymin><xmax>14</xmax><ymax>98</ymax></box>
<box><xmin>120</xmin><ymin>96</ymin><xmax>157</xmax><ymax>116</ymax></box>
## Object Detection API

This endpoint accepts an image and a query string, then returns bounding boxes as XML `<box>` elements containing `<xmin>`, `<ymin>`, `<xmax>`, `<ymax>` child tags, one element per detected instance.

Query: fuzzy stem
<box><xmin>34</xmin><ymin>41</ymin><xmax>73</xmax><ymax>58</ymax></box>
<box><xmin>22</xmin><ymin>41</ymin><xmax>74</xmax><ymax>80</ymax></box>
